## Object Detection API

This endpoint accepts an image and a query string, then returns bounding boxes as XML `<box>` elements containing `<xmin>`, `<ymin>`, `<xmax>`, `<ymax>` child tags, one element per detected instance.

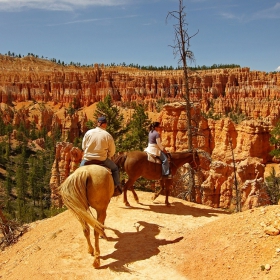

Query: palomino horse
<box><xmin>114</xmin><ymin>150</ymin><xmax>200</xmax><ymax>207</ymax></box>
<box><xmin>58</xmin><ymin>164</ymin><xmax>114</xmax><ymax>268</ymax></box>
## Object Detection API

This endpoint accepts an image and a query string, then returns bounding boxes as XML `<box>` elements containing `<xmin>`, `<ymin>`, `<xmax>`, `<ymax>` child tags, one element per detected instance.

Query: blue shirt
<box><xmin>149</xmin><ymin>130</ymin><xmax>160</xmax><ymax>144</ymax></box>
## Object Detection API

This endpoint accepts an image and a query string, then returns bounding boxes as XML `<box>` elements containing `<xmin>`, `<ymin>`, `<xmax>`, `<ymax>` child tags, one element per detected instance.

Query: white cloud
<box><xmin>0</xmin><ymin>0</ymin><xmax>131</xmax><ymax>12</ymax></box>
<box><xmin>220</xmin><ymin>12</ymin><xmax>241</xmax><ymax>20</ymax></box>
<box><xmin>276</xmin><ymin>66</ymin><xmax>280</xmax><ymax>71</ymax></box>
<box><xmin>46</xmin><ymin>14</ymin><xmax>137</xmax><ymax>26</ymax></box>
<box><xmin>219</xmin><ymin>3</ymin><xmax>280</xmax><ymax>22</ymax></box>
<box><xmin>252</xmin><ymin>3</ymin><xmax>280</xmax><ymax>20</ymax></box>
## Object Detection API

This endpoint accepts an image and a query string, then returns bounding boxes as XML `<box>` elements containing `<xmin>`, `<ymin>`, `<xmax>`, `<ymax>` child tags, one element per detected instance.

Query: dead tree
<box><xmin>166</xmin><ymin>0</ymin><xmax>199</xmax><ymax>150</ymax></box>
<box><xmin>167</xmin><ymin>0</ymin><xmax>199</xmax><ymax>201</ymax></box>
<box><xmin>228</xmin><ymin>135</ymin><xmax>241</xmax><ymax>212</ymax></box>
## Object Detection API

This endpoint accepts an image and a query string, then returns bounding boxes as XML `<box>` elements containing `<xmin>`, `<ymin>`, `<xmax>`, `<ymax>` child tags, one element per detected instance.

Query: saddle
<box><xmin>83</xmin><ymin>160</ymin><xmax>112</xmax><ymax>174</ymax></box>
<box><xmin>145</xmin><ymin>152</ymin><xmax>161</xmax><ymax>164</ymax></box>
<box><xmin>84</xmin><ymin>159</ymin><xmax>106</xmax><ymax>167</ymax></box>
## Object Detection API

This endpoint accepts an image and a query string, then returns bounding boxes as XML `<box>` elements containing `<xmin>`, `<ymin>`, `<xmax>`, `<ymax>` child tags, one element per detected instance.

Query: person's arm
<box><xmin>107</xmin><ymin>135</ymin><xmax>116</xmax><ymax>158</ymax></box>
<box><xmin>81</xmin><ymin>133</ymin><xmax>88</xmax><ymax>150</ymax></box>
<box><xmin>156</xmin><ymin>137</ymin><xmax>166</xmax><ymax>152</ymax></box>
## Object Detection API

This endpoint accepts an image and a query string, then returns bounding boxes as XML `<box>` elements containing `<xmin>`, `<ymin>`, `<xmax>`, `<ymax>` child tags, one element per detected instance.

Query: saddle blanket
<box><xmin>83</xmin><ymin>160</ymin><xmax>112</xmax><ymax>173</ymax></box>
<box><xmin>145</xmin><ymin>152</ymin><xmax>161</xmax><ymax>164</ymax></box>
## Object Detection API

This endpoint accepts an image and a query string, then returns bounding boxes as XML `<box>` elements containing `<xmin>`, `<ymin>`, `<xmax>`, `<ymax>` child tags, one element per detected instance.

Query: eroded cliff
<box><xmin>1</xmin><ymin>55</ymin><xmax>279</xmax><ymax>209</ymax></box>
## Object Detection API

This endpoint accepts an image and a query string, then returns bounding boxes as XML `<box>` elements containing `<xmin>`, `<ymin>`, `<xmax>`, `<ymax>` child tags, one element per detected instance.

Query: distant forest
<box><xmin>2</xmin><ymin>51</ymin><xmax>241</xmax><ymax>71</ymax></box>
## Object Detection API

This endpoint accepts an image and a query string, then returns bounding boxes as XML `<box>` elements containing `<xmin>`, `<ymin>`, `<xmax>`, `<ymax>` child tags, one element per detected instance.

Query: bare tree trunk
<box><xmin>229</xmin><ymin>136</ymin><xmax>241</xmax><ymax>212</ymax></box>
<box><xmin>167</xmin><ymin>0</ymin><xmax>197</xmax><ymax>150</ymax></box>
<box><xmin>167</xmin><ymin>0</ymin><xmax>199</xmax><ymax>201</ymax></box>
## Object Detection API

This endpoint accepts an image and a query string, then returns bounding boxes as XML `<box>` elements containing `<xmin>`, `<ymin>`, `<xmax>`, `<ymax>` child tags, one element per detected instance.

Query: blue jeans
<box><xmin>80</xmin><ymin>158</ymin><xmax>120</xmax><ymax>187</ymax></box>
<box><xmin>159</xmin><ymin>151</ymin><xmax>170</xmax><ymax>176</ymax></box>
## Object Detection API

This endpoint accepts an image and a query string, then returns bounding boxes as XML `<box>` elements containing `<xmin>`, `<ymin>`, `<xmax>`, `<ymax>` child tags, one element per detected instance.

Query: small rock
<box><xmin>273</xmin><ymin>220</ymin><xmax>280</xmax><ymax>230</ymax></box>
<box><xmin>265</xmin><ymin>264</ymin><xmax>271</xmax><ymax>271</ymax></box>
<box><xmin>264</xmin><ymin>226</ymin><xmax>280</xmax><ymax>236</ymax></box>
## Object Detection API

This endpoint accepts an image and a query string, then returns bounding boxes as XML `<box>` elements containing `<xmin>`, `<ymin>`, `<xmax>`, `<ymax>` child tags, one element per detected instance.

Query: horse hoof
<box><xmin>93</xmin><ymin>258</ymin><xmax>100</xmax><ymax>268</ymax></box>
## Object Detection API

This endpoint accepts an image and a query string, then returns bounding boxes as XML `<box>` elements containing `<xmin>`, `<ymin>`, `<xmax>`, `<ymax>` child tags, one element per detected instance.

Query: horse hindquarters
<box><xmin>59</xmin><ymin>169</ymin><xmax>106</xmax><ymax>237</ymax></box>
<box><xmin>58</xmin><ymin>169</ymin><xmax>106</xmax><ymax>268</ymax></box>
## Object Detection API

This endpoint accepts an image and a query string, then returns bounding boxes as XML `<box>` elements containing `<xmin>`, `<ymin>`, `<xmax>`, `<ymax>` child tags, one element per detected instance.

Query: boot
<box><xmin>163</xmin><ymin>173</ymin><xmax>172</xmax><ymax>179</ymax></box>
<box><xmin>113</xmin><ymin>185</ymin><xmax>122</xmax><ymax>197</ymax></box>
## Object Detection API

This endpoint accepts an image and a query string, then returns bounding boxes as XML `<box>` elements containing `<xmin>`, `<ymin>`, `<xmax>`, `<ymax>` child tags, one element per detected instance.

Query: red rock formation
<box><xmin>50</xmin><ymin>101</ymin><xmax>275</xmax><ymax>209</ymax></box>
<box><xmin>50</xmin><ymin>142</ymin><xmax>83</xmax><ymax>207</ymax></box>
<box><xmin>1</xmin><ymin>55</ymin><xmax>279</xmax><ymax>209</ymax></box>
<box><xmin>156</xmin><ymin>103</ymin><xmax>274</xmax><ymax>209</ymax></box>
<box><xmin>1</xmin><ymin>55</ymin><xmax>280</xmax><ymax>124</ymax></box>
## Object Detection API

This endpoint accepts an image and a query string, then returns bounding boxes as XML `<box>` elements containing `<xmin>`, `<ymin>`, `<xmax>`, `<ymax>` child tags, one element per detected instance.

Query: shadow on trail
<box><xmin>119</xmin><ymin>200</ymin><xmax>230</xmax><ymax>218</ymax></box>
<box><xmin>99</xmin><ymin>221</ymin><xmax>183</xmax><ymax>272</ymax></box>
<box><xmin>149</xmin><ymin>201</ymin><xmax>230</xmax><ymax>218</ymax></box>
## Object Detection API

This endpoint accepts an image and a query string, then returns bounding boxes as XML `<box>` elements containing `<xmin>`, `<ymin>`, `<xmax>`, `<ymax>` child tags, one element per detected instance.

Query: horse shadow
<box><xmin>120</xmin><ymin>200</ymin><xmax>229</xmax><ymax>218</ymax></box>
<box><xmin>99</xmin><ymin>221</ymin><xmax>183</xmax><ymax>272</ymax></box>
<box><xmin>148</xmin><ymin>201</ymin><xmax>230</xmax><ymax>217</ymax></box>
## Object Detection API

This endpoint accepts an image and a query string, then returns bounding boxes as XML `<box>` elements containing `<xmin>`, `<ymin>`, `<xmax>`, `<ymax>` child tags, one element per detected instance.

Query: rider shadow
<box><xmin>99</xmin><ymin>221</ymin><xmax>183</xmax><ymax>272</ymax></box>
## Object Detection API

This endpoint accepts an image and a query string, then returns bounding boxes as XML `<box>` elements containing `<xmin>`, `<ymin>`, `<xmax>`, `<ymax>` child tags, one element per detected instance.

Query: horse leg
<box><xmin>153</xmin><ymin>180</ymin><xmax>164</xmax><ymax>202</ymax></box>
<box><xmin>78</xmin><ymin>218</ymin><xmax>94</xmax><ymax>255</ymax></box>
<box><xmin>92</xmin><ymin>228</ymin><xmax>101</xmax><ymax>268</ymax></box>
<box><xmin>92</xmin><ymin>209</ymin><xmax>107</xmax><ymax>268</ymax></box>
<box><xmin>129</xmin><ymin>185</ymin><xmax>139</xmax><ymax>204</ymax></box>
<box><xmin>164</xmin><ymin>180</ymin><xmax>172</xmax><ymax>206</ymax></box>
<box><xmin>165</xmin><ymin>184</ymin><xmax>171</xmax><ymax>207</ymax></box>
<box><xmin>123</xmin><ymin>178</ymin><xmax>137</xmax><ymax>207</ymax></box>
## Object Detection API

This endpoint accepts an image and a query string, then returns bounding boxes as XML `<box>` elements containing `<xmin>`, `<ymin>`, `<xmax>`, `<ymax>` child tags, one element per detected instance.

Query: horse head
<box><xmin>193</xmin><ymin>149</ymin><xmax>212</xmax><ymax>171</ymax></box>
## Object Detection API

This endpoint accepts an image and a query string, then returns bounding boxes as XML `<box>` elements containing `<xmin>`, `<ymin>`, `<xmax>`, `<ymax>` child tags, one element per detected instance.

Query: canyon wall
<box><xmin>1</xmin><ymin>55</ymin><xmax>279</xmax><ymax>209</ymax></box>
<box><xmin>50</xmin><ymin>102</ymin><xmax>274</xmax><ymax>209</ymax></box>
<box><xmin>158</xmin><ymin>102</ymin><xmax>272</xmax><ymax>209</ymax></box>
<box><xmin>1</xmin><ymin>55</ymin><xmax>280</xmax><ymax>125</ymax></box>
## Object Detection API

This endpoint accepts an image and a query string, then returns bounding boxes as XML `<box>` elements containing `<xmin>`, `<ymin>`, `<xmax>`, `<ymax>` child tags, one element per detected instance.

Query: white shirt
<box><xmin>82</xmin><ymin>127</ymin><xmax>116</xmax><ymax>161</ymax></box>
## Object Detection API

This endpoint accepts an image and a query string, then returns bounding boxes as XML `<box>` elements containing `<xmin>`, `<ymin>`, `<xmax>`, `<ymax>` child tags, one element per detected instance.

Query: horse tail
<box><xmin>113</xmin><ymin>152</ymin><xmax>127</xmax><ymax>171</ymax></box>
<box><xmin>58</xmin><ymin>169</ymin><xmax>106</xmax><ymax>238</ymax></box>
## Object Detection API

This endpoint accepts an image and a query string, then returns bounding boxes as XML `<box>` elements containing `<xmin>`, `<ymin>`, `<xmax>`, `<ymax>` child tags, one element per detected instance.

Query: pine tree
<box><xmin>94</xmin><ymin>95</ymin><xmax>128</xmax><ymax>151</ymax></box>
<box><xmin>28</xmin><ymin>156</ymin><xmax>39</xmax><ymax>206</ymax></box>
<box><xmin>15</xmin><ymin>144</ymin><xmax>28</xmax><ymax>220</ymax></box>
<box><xmin>5</xmin><ymin>124</ymin><xmax>13</xmax><ymax>160</ymax></box>
<box><xmin>30</xmin><ymin>121</ymin><xmax>37</xmax><ymax>140</ymax></box>
<box><xmin>120</xmin><ymin>104</ymin><xmax>151</xmax><ymax>151</ymax></box>
<box><xmin>269</xmin><ymin>120</ymin><xmax>280</xmax><ymax>159</ymax></box>
<box><xmin>265</xmin><ymin>167</ymin><xmax>280</xmax><ymax>205</ymax></box>
<box><xmin>0</xmin><ymin>114</ymin><xmax>6</xmax><ymax>136</ymax></box>
<box><xmin>4</xmin><ymin>161</ymin><xmax>13</xmax><ymax>196</ymax></box>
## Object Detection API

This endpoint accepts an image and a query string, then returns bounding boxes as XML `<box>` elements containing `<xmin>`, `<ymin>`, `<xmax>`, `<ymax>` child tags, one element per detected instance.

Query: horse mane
<box><xmin>113</xmin><ymin>152</ymin><xmax>127</xmax><ymax>170</ymax></box>
<box><xmin>196</xmin><ymin>148</ymin><xmax>212</xmax><ymax>163</ymax></box>
<box><xmin>169</xmin><ymin>148</ymin><xmax>212</xmax><ymax>163</ymax></box>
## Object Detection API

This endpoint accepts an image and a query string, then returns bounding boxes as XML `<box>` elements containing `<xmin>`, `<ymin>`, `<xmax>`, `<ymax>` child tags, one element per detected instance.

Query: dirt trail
<box><xmin>0</xmin><ymin>192</ymin><xmax>280</xmax><ymax>280</ymax></box>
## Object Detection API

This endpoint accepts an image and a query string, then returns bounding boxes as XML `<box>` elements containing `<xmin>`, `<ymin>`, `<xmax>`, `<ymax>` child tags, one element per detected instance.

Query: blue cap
<box><xmin>98</xmin><ymin>116</ymin><xmax>107</xmax><ymax>124</ymax></box>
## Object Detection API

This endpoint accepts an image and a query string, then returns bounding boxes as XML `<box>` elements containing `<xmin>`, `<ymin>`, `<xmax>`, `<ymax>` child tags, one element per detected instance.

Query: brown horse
<box><xmin>115</xmin><ymin>150</ymin><xmax>200</xmax><ymax>207</ymax></box>
<box><xmin>58</xmin><ymin>165</ymin><xmax>114</xmax><ymax>268</ymax></box>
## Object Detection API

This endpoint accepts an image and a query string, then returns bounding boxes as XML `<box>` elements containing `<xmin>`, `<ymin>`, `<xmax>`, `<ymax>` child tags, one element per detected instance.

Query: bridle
<box><xmin>168</xmin><ymin>151</ymin><xmax>200</xmax><ymax>172</ymax></box>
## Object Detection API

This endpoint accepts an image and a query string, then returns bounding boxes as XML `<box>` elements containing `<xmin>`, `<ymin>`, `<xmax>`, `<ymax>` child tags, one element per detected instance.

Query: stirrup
<box><xmin>113</xmin><ymin>185</ymin><xmax>122</xmax><ymax>197</ymax></box>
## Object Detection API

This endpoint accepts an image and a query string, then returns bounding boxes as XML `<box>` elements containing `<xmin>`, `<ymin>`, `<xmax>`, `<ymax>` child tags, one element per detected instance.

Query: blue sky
<box><xmin>0</xmin><ymin>0</ymin><xmax>279</xmax><ymax>72</ymax></box>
